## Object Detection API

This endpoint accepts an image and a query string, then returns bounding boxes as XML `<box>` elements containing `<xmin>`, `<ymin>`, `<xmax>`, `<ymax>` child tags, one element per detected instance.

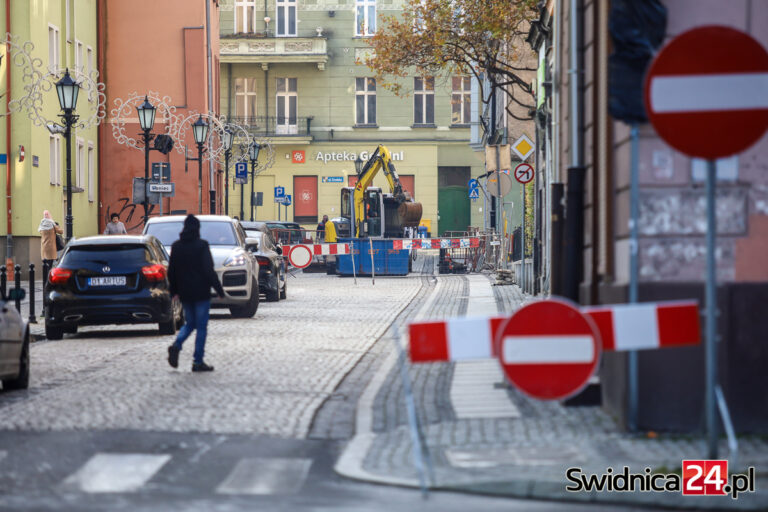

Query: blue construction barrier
<box><xmin>336</xmin><ymin>238</ymin><xmax>410</xmax><ymax>276</ymax></box>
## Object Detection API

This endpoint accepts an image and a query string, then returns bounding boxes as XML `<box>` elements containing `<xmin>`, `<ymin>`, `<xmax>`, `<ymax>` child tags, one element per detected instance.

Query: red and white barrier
<box><xmin>409</xmin><ymin>300</ymin><xmax>701</xmax><ymax>363</ymax></box>
<box><xmin>583</xmin><ymin>301</ymin><xmax>700</xmax><ymax>351</ymax></box>
<box><xmin>282</xmin><ymin>243</ymin><xmax>350</xmax><ymax>256</ymax></box>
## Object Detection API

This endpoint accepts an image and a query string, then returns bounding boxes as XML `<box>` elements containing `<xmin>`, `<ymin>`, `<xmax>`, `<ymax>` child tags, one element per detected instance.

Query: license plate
<box><xmin>88</xmin><ymin>276</ymin><xmax>126</xmax><ymax>286</ymax></box>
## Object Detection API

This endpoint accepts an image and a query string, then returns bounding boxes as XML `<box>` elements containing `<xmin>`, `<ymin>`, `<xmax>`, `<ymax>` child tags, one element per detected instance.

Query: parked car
<box><xmin>144</xmin><ymin>215</ymin><xmax>260</xmax><ymax>318</ymax></box>
<box><xmin>0</xmin><ymin>289</ymin><xmax>29</xmax><ymax>391</ymax></box>
<box><xmin>264</xmin><ymin>221</ymin><xmax>308</xmax><ymax>245</ymax></box>
<box><xmin>239</xmin><ymin>221</ymin><xmax>287</xmax><ymax>302</ymax></box>
<box><xmin>44</xmin><ymin>235</ymin><xmax>183</xmax><ymax>340</ymax></box>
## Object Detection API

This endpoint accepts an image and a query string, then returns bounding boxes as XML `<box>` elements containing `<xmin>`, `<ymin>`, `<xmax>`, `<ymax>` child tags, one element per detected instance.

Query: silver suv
<box><xmin>144</xmin><ymin>215</ymin><xmax>260</xmax><ymax>318</ymax></box>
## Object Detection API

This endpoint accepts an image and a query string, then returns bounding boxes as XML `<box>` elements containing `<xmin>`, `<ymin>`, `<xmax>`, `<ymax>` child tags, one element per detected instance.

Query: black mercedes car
<box><xmin>44</xmin><ymin>235</ymin><xmax>183</xmax><ymax>340</ymax></box>
<box><xmin>239</xmin><ymin>221</ymin><xmax>287</xmax><ymax>302</ymax></box>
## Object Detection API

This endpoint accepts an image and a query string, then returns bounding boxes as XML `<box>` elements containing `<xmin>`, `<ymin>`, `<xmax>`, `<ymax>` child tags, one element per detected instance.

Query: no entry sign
<box><xmin>287</xmin><ymin>244</ymin><xmax>313</xmax><ymax>269</ymax></box>
<box><xmin>645</xmin><ymin>26</ymin><xmax>768</xmax><ymax>159</ymax></box>
<box><xmin>514</xmin><ymin>163</ymin><xmax>534</xmax><ymax>184</ymax></box>
<box><xmin>494</xmin><ymin>299</ymin><xmax>601</xmax><ymax>401</ymax></box>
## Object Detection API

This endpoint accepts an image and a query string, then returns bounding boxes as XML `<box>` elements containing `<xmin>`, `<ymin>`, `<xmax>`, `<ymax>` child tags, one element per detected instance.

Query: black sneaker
<box><xmin>167</xmin><ymin>345</ymin><xmax>180</xmax><ymax>369</ymax></box>
<box><xmin>192</xmin><ymin>362</ymin><xmax>214</xmax><ymax>372</ymax></box>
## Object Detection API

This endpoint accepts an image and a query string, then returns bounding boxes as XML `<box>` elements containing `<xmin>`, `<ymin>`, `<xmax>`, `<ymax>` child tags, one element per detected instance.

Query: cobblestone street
<box><xmin>0</xmin><ymin>273</ymin><xmax>421</xmax><ymax>437</ymax></box>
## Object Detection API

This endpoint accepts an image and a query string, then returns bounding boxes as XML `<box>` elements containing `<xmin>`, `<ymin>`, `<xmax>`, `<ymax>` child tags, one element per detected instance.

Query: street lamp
<box><xmin>136</xmin><ymin>96</ymin><xmax>156</xmax><ymax>226</ymax></box>
<box><xmin>192</xmin><ymin>116</ymin><xmax>209</xmax><ymax>213</ymax></box>
<box><xmin>248</xmin><ymin>140</ymin><xmax>261</xmax><ymax>221</ymax></box>
<box><xmin>222</xmin><ymin>128</ymin><xmax>233</xmax><ymax>216</ymax></box>
<box><xmin>354</xmin><ymin>154</ymin><xmax>364</xmax><ymax>175</ymax></box>
<box><xmin>55</xmin><ymin>69</ymin><xmax>81</xmax><ymax>242</ymax></box>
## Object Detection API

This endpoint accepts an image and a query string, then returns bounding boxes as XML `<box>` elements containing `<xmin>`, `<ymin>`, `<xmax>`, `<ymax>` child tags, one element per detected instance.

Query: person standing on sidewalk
<box><xmin>104</xmin><ymin>213</ymin><xmax>127</xmax><ymax>235</ymax></box>
<box><xmin>38</xmin><ymin>210</ymin><xmax>63</xmax><ymax>269</ymax></box>
<box><xmin>166</xmin><ymin>214</ymin><xmax>225</xmax><ymax>372</ymax></box>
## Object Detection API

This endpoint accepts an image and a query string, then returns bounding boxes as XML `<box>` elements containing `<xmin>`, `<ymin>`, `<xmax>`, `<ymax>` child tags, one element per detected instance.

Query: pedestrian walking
<box><xmin>104</xmin><ymin>213</ymin><xmax>128</xmax><ymax>235</ymax></box>
<box><xmin>166</xmin><ymin>214</ymin><xmax>225</xmax><ymax>372</ymax></box>
<box><xmin>38</xmin><ymin>210</ymin><xmax>63</xmax><ymax>269</ymax></box>
<box><xmin>316</xmin><ymin>214</ymin><xmax>328</xmax><ymax>242</ymax></box>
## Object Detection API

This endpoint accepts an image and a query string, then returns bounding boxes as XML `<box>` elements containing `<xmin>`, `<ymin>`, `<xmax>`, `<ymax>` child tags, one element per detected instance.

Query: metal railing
<box><xmin>226</xmin><ymin>116</ymin><xmax>312</xmax><ymax>137</ymax></box>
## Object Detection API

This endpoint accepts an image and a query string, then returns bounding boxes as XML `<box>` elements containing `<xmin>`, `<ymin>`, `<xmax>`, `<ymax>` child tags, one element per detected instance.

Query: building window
<box><xmin>88</xmin><ymin>143</ymin><xmax>95</xmax><ymax>202</ymax></box>
<box><xmin>276</xmin><ymin>78</ymin><xmax>298</xmax><ymax>134</ymax></box>
<box><xmin>413</xmin><ymin>77</ymin><xmax>434</xmax><ymax>125</ymax></box>
<box><xmin>49</xmin><ymin>135</ymin><xmax>61</xmax><ymax>185</ymax></box>
<box><xmin>355</xmin><ymin>77</ymin><xmax>376</xmax><ymax>125</ymax></box>
<box><xmin>75</xmin><ymin>40</ymin><xmax>84</xmax><ymax>73</ymax></box>
<box><xmin>87</xmin><ymin>46</ymin><xmax>94</xmax><ymax>77</ymax></box>
<box><xmin>48</xmin><ymin>25</ymin><xmax>59</xmax><ymax>72</ymax></box>
<box><xmin>234</xmin><ymin>77</ymin><xmax>258</xmax><ymax>122</ymax></box>
<box><xmin>234</xmin><ymin>0</ymin><xmax>256</xmax><ymax>33</ymax></box>
<box><xmin>356</xmin><ymin>0</ymin><xmax>376</xmax><ymax>36</ymax></box>
<box><xmin>76</xmin><ymin>139</ymin><xmax>85</xmax><ymax>189</ymax></box>
<box><xmin>276</xmin><ymin>0</ymin><xmax>297</xmax><ymax>37</ymax></box>
<box><xmin>451</xmin><ymin>76</ymin><xmax>471</xmax><ymax>125</ymax></box>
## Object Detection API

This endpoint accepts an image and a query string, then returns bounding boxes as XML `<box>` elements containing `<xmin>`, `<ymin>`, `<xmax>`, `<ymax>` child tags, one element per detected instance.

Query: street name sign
<box><xmin>148</xmin><ymin>183</ymin><xmax>173</xmax><ymax>193</ymax></box>
<box><xmin>645</xmin><ymin>25</ymin><xmax>768</xmax><ymax>159</ymax></box>
<box><xmin>514</xmin><ymin>163</ymin><xmax>534</xmax><ymax>184</ymax></box>
<box><xmin>495</xmin><ymin>299</ymin><xmax>601</xmax><ymax>401</ymax></box>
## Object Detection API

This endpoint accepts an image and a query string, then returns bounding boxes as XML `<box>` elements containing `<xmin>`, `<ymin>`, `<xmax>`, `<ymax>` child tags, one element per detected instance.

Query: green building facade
<box><xmin>0</xmin><ymin>0</ymin><xmax>100</xmax><ymax>268</ymax></box>
<box><xmin>218</xmin><ymin>0</ymin><xmax>487</xmax><ymax>236</ymax></box>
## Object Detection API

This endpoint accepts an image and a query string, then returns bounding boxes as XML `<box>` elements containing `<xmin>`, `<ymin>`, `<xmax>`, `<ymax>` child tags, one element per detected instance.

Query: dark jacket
<box><xmin>168</xmin><ymin>230</ymin><xmax>225</xmax><ymax>302</ymax></box>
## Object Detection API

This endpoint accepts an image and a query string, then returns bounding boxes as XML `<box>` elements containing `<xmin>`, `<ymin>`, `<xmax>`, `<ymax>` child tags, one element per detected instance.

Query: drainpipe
<box><xmin>5</xmin><ymin>0</ymin><xmax>13</xmax><ymax>270</ymax></box>
<box><xmin>563</xmin><ymin>0</ymin><xmax>584</xmax><ymax>303</ymax></box>
<box><xmin>205</xmin><ymin>0</ymin><xmax>215</xmax><ymax>213</ymax></box>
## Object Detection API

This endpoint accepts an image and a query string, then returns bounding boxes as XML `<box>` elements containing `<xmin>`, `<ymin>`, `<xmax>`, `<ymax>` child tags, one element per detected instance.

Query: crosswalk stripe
<box><xmin>450</xmin><ymin>360</ymin><xmax>520</xmax><ymax>419</ymax></box>
<box><xmin>216</xmin><ymin>458</ymin><xmax>312</xmax><ymax>495</ymax></box>
<box><xmin>63</xmin><ymin>453</ymin><xmax>170</xmax><ymax>493</ymax></box>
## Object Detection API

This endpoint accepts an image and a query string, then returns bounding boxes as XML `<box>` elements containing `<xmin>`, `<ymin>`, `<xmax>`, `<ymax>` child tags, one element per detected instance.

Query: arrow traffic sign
<box><xmin>645</xmin><ymin>26</ymin><xmax>768</xmax><ymax>159</ymax></box>
<box><xmin>495</xmin><ymin>299</ymin><xmax>601</xmax><ymax>401</ymax></box>
<box><xmin>514</xmin><ymin>163</ymin><xmax>534</xmax><ymax>184</ymax></box>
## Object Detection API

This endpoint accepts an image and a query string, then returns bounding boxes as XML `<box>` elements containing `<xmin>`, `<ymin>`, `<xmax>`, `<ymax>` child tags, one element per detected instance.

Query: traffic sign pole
<box><xmin>705</xmin><ymin>158</ymin><xmax>717</xmax><ymax>459</ymax></box>
<box><xmin>628</xmin><ymin>124</ymin><xmax>640</xmax><ymax>433</ymax></box>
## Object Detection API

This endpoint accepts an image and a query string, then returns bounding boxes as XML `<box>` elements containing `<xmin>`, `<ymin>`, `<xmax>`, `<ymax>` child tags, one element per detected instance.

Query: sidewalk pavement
<box><xmin>336</xmin><ymin>272</ymin><xmax>768</xmax><ymax>510</ymax></box>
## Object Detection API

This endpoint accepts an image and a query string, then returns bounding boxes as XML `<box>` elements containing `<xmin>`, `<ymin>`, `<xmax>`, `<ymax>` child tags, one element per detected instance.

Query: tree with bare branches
<box><xmin>361</xmin><ymin>0</ymin><xmax>538</xmax><ymax>125</ymax></box>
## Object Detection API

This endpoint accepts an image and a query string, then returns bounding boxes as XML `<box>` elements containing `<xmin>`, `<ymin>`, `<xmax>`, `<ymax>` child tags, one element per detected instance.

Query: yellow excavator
<box><xmin>340</xmin><ymin>145</ymin><xmax>423</xmax><ymax>238</ymax></box>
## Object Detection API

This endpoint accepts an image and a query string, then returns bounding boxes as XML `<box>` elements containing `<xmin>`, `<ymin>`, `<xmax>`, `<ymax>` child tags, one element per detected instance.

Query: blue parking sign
<box><xmin>274</xmin><ymin>186</ymin><xmax>285</xmax><ymax>198</ymax></box>
<box><xmin>235</xmin><ymin>162</ymin><xmax>248</xmax><ymax>180</ymax></box>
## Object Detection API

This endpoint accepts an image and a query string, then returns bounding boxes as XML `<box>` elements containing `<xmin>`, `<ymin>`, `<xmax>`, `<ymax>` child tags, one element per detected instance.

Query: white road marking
<box><xmin>216</xmin><ymin>458</ymin><xmax>312</xmax><ymax>495</ymax></box>
<box><xmin>63</xmin><ymin>453</ymin><xmax>170</xmax><ymax>493</ymax></box>
<box><xmin>502</xmin><ymin>335</ymin><xmax>595</xmax><ymax>364</ymax></box>
<box><xmin>650</xmin><ymin>73</ymin><xmax>768</xmax><ymax>113</ymax></box>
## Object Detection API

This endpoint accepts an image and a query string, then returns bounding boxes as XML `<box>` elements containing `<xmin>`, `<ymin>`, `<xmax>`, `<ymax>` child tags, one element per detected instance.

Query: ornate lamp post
<box><xmin>55</xmin><ymin>69</ymin><xmax>81</xmax><ymax>242</ymax></box>
<box><xmin>191</xmin><ymin>116</ymin><xmax>209</xmax><ymax>213</ymax></box>
<box><xmin>248</xmin><ymin>140</ymin><xmax>261</xmax><ymax>221</ymax></box>
<box><xmin>354</xmin><ymin>154</ymin><xmax>364</xmax><ymax>175</ymax></box>
<box><xmin>222</xmin><ymin>128</ymin><xmax>233</xmax><ymax>216</ymax></box>
<box><xmin>136</xmin><ymin>96</ymin><xmax>157</xmax><ymax>226</ymax></box>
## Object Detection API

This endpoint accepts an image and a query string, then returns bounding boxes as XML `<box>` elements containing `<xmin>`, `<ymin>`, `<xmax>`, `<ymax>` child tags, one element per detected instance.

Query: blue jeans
<box><xmin>173</xmin><ymin>300</ymin><xmax>210</xmax><ymax>364</ymax></box>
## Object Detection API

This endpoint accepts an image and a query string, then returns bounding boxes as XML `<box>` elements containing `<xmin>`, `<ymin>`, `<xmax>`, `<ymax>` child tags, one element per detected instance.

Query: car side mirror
<box><xmin>8</xmin><ymin>288</ymin><xmax>25</xmax><ymax>301</ymax></box>
<box><xmin>275</xmin><ymin>246</ymin><xmax>283</xmax><ymax>255</ymax></box>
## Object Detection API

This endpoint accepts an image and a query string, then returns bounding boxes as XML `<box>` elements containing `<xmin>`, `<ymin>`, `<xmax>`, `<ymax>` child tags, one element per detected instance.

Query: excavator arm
<box><xmin>352</xmin><ymin>145</ymin><xmax>422</xmax><ymax>237</ymax></box>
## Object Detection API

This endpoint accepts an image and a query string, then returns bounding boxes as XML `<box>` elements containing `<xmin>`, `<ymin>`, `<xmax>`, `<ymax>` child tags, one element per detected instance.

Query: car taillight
<box><xmin>255</xmin><ymin>256</ymin><xmax>270</xmax><ymax>266</ymax></box>
<box><xmin>48</xmin><ymin>267</ymin><xmax>72</xmax><ymax>285</ymax></box>
<box><xmin>141</xmin><ymin>264</ymin><xmax>167</xmax><ymax>282</ymax></box>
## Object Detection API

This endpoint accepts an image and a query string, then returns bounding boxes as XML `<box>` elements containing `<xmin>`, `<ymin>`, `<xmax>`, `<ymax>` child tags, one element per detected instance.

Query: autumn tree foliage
<box><xmin>362</xmin><ymin>0</ymin><xmax>538</xmax><ymax>123</ymax></box>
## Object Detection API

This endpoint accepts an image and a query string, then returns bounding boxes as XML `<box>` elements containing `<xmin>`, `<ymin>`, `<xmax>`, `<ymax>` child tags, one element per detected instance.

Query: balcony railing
<box><xmin>227</xmin><ymin>116</ymin><xmax>312</xmax><ymax>138</ymax></box>
<box><xmin>219</xmin><ymin>36</ymin><xmax>328</xmax><ymax>70</ymax></box>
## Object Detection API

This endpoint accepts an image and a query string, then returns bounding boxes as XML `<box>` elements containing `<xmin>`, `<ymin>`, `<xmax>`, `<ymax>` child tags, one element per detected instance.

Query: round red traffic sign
<box><xmin>288</xmin><ymin>244</ymin><xmax>313</xmax><ymax>269</ymax></box>
<box><xmin>645</xmin><ymin>26</ymin><xmax>768</xmax><ymax>160</ymax></box>
<box><xmin>514</xmin><ymin>163</ymin><xmax>534</xmax><ymax>184</ymax></box>
<box><xmin>494</xmin><ymin>299</ymin><xmax>601</xmax><ymax>401</ymax></box>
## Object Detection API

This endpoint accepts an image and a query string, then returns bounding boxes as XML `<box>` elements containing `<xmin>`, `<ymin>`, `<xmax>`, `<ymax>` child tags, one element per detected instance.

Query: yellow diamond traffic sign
<box><xmin>512</xmin><ymin>134</ymin><xmax>535</xmax><ymax>161</ymax></box>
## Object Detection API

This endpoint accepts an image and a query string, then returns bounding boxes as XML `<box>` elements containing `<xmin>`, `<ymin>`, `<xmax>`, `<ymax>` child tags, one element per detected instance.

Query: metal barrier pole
<box><xmin>42</xmin><ymin>261</ymin><xmax>51</xmax><ymax>312</ymax></box>
<box><xmin>369</xmin><ymin>239</ymin><xmax>375</xmax><ymax>285</ymax></box>
<box><xmin>705</xmin><ymin>158</ymin><xmax>718</xmax><ymax>459</ymax></box>
<box><xmin>28</xmin><ymin>264</ymin><xmax>36</xmax><ymax>323</ymax></box>
<box><xmin>14</xmin><ymin>264</ymin><xmax>21</xmax><ymax>312</ymax></box>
